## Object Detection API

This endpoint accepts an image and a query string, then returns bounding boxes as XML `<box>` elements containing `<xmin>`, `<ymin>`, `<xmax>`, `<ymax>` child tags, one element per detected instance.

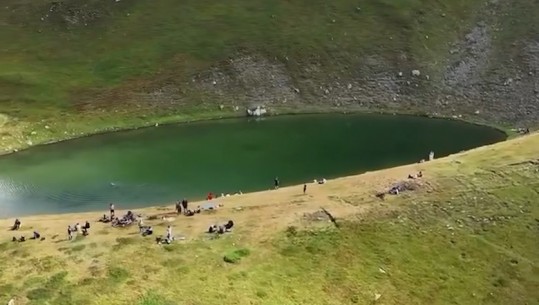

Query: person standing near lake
<box><xmin>109</xmin><ymin>203</ymin><xmax>115</xmax><ymax>218</ymax></box>
<box><xmin>166</xmin><ymin>225</ymin><xmax>173</xmax><ymax>241</ymax></box>
<box><xmin>175</xmin><ymin>201</ymin><xmax>182</xmax><ymax>214</ymax></box>
<box><xmin>67</xmin><ymin>225</ymin><xmax>73</xmax><ymax>241</ymax></box>
<box><xmin>181</xmin><ymin>198</ymin><xmax>188</xmax><ymax>214</ymax></box>
<box><xmin>303</xmin><ymin>184</ymin><xmax>307</xmax><ymax>194</ymax></box>
<box><xmin>274</xmin><ymin>177</ymin><xmax>280</xmax><ymax>190</ymax></box>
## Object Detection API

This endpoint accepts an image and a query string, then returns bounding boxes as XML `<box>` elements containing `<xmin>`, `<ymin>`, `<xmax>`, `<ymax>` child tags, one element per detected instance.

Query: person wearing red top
<box><xmin>207</xmin><ymin>192</ymin><xmax>213</xmax><ymax>200</ymax></box>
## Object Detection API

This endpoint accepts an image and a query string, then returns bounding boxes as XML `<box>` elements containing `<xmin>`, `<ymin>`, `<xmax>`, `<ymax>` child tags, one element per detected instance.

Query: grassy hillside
<box><xmin>0</xmin><ymin>133</ymin><xmax>537</xmax><ymax>305</ymax></box>
<box><xmin>1</xmin><ymin>0</ymin><xmax>538</xmax><ymax>152</ymax></box>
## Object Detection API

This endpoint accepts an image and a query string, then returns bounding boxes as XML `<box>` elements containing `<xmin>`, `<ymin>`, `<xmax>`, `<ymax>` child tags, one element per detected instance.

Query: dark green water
<box><xmin>0</xmin><ymin>114</ymin><xmax>505</xmax><ymax>217</ymax></box>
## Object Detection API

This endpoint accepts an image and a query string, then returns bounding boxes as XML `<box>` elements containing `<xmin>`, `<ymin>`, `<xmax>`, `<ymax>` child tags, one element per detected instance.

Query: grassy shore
<box><xmin>1</xmin><ymin>132</ymin><xmax>537</xmax><ymax>305</ymax></box>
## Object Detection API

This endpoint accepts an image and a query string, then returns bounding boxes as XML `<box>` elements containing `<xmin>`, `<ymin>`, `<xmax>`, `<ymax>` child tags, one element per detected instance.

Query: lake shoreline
<box><xmin>0</xmin><ymin>128</ymin><xmax>521</xmax><ymax>221</ymax></box>
<box><xmin>0</xmin><ymin>106</ymin><xmax>511</xmax><ymax>158</ymax></box>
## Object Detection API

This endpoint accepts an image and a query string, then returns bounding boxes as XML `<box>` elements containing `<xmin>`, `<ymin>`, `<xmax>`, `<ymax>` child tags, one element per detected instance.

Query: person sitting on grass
<box><xmin>11</xmin><ymin>218</ymin><xmax>21</xmax><ymax>231</ymax></box>
<box><xmin>314</xmin><ymin>178</ymin><xmax>327</xmax><ymax>184</ymax></box>
<box><xmin>18</xmin><ymin>236</ymin><xmax>26</xmax><ymax>242</ymax></box>
<box><xmin>155</xmin><ymin>236</ymin><xmax>172</xmax><ymax>245</ymax></box>
<box><xmin>417</xmin><ymin>171</ymin><xmax>423</xmax><ymax>178</ymax></box>
<box><xmin>208</xmin><ymin>225</ymin><xmax>218</xmax><ymax>233</ymax></box>
<box><xmin>99</xmin><ymin>214</ymin><xmax>110</xmax><ymax>223</ymax></box>
<box><xmin>31</xmin><ymin>231</ymin><xmax>41</xmax><ymax>240</ymax></box>
<box><xmin>224</xmin><ymin>220</ymin><xmax>234</xmax><ymax>232</ymax></box>
<box><xmin>185</xmin><ymin>207</ymin><xmax>202</xmax><ymax>216</ymax></box>
<box><xmin>82</xmin><ymin>221</ymin><xmax>91</xmax><ymax>235</ymax></box>
<box><xmin>207</xmin><ymin>220</ymin><xmax>234</xmax><ymax>234</ymax></box>
<box><xmin>142</xmin><ymin>226</ymin><xmax>153</xmax><ymax>237</ymax></box>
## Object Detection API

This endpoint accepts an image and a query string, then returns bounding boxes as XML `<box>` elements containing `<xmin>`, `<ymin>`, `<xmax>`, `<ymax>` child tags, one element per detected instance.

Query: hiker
<box><xmin>67</xmin><ymin>225</ymin><xmax>73</xmax><ymax>240</ymax></box>
<box><xmin>138</xmin><ymin>218</ymin><xmax>145</xmax><ymax>233</ymax></box>
<box><xmin>109</xmin><ymin>203</ymin><xmax>115</xmax><ymax>218</ymax></box>
<box><xmin>11</xmin><ymin>218</ymin><xmax>21</xmax><ymax>231</ymax></box>
<box><xmin>166</xmin><ymin>225</ymin><xmax>173</xmax><ymax>240</ymax></box>
<box><xmin>303</xmin><ymin>184</ymin><xmax>307</xmax><ymax>194</ymax></box>
<box><xmin>274</xmin><ymin>177</ymin><xmax>280</xmax><ymax>189</ymax></box>
<box><xmin>181</xmin><ymin>198</ymin><xmax>188</xmax><ymax>213</ymax></box>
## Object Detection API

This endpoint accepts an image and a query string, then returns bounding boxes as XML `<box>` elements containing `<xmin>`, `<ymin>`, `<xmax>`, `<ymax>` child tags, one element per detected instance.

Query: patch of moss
<box><xmin>26</xmin><ymin>287</ymin><xmax>54</xmax><ymax>301</ymax></box>
<box><xmin>107</xmin><ymin>266</ymin><xmax>130</xmax><ymax>283</ymax></box>
<box><xmin>223</xmin><ymin>248</ymin><xmax>251</xmax><ymax>264</ymax></box>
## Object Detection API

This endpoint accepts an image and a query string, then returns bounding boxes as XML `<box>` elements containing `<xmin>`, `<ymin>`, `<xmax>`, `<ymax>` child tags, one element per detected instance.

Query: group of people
<box><xmin>11</xmin><ymin>231</ymin><xmax>42</xmax><ymax>243</ymax></box>
<box><xmin>67</xmin><ymin>221</ymin><xmax>91</xmax><ymax>240</ymax></box>
<box><xmin>112</xmin><ymin>211</ymin><xmax>137</xmax><ymax>227</ymax></box>
<box><xmin>175</xmin><ymin>199</ymin><xmax>190</xmax><ymax>214</ymax></box>
<box><xmin>208</xmin><ymin>220</ymin><xmax>234</xmax><ymax>234</ymax></box>
<box><xmin>10</xmin><ymin>218</ymin><xmax>44</xmax><ymax>242</ymax></box>
<box><xmin>8</xmin><ymin>194</ymin><xmax>239</xmax><ymax>246</ymax></box>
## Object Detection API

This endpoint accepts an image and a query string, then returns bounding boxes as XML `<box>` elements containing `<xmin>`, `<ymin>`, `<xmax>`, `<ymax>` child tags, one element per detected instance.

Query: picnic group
<box><xmin>8</xmin><ymin>195</ymin><xmax>234</xmax><ymax>246</ymax></box>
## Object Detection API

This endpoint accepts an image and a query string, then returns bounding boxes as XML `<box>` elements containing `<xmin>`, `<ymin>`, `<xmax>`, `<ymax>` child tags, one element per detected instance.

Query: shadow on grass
<box><xmin>26</xmin><ymin>271</ymin><xmax>68</xmax><ymax>303</ymax></box>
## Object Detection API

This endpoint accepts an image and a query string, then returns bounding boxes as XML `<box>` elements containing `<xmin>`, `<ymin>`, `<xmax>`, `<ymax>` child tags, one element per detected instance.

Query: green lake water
<box><xmin>0</xmin><ymin>114</ymin><xmax>506</xmax><ymax>217</ymax></box>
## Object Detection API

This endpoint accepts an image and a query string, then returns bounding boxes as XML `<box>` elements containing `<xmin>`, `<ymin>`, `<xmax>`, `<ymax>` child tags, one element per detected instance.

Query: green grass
<box><xmin>1</xmin><ymin>0</ymin><xmax>482</xmax><ymax>104</ymax></box>
<box><xmin>0</xmin><ymin>135</ymin><xmax>537</xmax><ymax>304</ymax></box>
<box><xmin>2</xmin><ymin>0</ymin><xmax>534</xmax><ymax>151</ymax></box>
<box><xmin>223</xmin><ymin>247</ymin><xmax>251</xmax><ymax>263</ymax></box>
<box><xmin>137</xmin><ymin>292</ymin><xmax>175</xmax><ymax>305</ymax></box>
